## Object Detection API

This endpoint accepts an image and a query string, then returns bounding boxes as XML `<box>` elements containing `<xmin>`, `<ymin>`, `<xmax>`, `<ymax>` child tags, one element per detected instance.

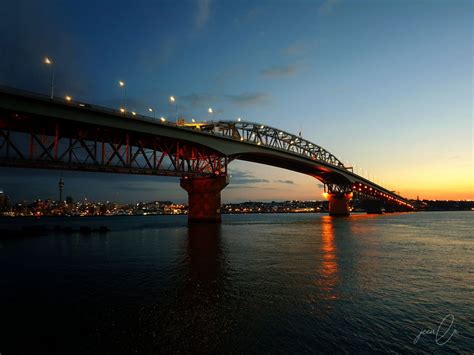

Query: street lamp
<box><xmin>169</xmin><ymin>96</ymin><xmax>178</xmax><ymax>120</ymax></box>
<box><xmin>118</xmin><ymin>80</ymin><xmax>127</xmax><ymax>109</ymax></box>
<box><xmin>44</xmin><ymin>57</ymin><xmax>54</xmax><ymax>99</ymax></box>
<box><xmin>65</xmin><ymin>95</ymin><xmax>72</xmax><ymax>102</ymax></box>
<box><xmin>148</xmin><ymin>107</ymin><xmax>156</xmax><ymax>118</ymax></box>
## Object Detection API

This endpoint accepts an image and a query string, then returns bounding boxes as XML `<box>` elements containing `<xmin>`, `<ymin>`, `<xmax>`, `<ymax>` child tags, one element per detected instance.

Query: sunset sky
<box><xmin>0</xmin><ymin>0</ymin><xmax>472</xmax><ymax>202</ymax></box>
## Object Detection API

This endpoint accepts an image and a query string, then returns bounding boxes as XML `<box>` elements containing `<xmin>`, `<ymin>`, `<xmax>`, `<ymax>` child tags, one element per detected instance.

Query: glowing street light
<box><xmin>160</xmin><ymin>117</ymin><xmax>166</xmax><ymax>122</ymax></box>
<box><xmin>118</xmin><ymin>80</ymin><xmax>127</xmax><ymax>108</ymax></box>
<box><xmin>208</xmin><ymin>107</ymin><xmax>213</xmax><ymax>114</ymax></box>
<box><xmin>169</xmin><ymin>96</ymin><xmax>178</xmax><ymax>120</ymax></box>
<box><xmin>191</xmin><ymin>118</ymin><xmax>196</xmax><ymax>123</ymax></box>
<box><xmin>65</xmin><ymin>95</ymin><xmax>72</xmax><ymax>102</ymax></box>
<box><xmin>119</xmin><ymin>107</ymin><xmax>126</xmax><ymax>113</ymax></box>
<box><xmin>43</xmin><ymin>57</ymin><xmax>55</xmax><ymax>99</ymax></box>
<box><xmin>131</xmin><ymin>111</ymin><xmax>137</xmax><ymax>116</ymax></box>
<box><xmin>237</xmin><ymin>117</ymin><xmax>241</xmax><ymax>122</ymax></box>
<box><xmin>148</xmin><ymin>107</ymin><xmax>156</xmax><ymax>118</ymax></box>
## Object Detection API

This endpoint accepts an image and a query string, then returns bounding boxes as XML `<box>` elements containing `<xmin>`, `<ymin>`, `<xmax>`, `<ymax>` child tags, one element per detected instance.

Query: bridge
<box><xmin>0</xmin><ymin>86</ymin><xmax>414</xmax><ymax>222</ymax></box>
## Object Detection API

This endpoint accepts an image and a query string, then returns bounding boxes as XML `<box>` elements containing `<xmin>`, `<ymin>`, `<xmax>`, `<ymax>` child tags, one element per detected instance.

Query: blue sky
<box><xmin>0</xmin><ymin>0</ymin><xmax>472</xmax><ymax>202</ymax></box>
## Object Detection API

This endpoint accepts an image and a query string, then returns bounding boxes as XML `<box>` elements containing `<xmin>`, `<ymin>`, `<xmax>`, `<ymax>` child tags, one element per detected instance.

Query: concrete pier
<box><xmin>328</xmin><ymin>193</ymin><xmax>351</xmax><ymax>216</ymax></box>
<box><xmin>180</xmin><ymin>175</ymin><xmax>229</xmax><ymax>223</ymax></box>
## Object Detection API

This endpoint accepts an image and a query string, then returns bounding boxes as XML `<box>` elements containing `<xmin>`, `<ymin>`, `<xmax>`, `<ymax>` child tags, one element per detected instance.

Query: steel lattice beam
<box><xmin>0</xmin><ymin>112</ymin><xmax>229</xmax><ymax>178</ymax></box>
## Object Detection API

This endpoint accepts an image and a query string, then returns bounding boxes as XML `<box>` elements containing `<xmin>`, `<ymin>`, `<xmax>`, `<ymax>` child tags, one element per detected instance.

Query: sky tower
<box><xmin>59</xmin><ymin>177</ymin><xmax>64</xmax><ymax>203</ymax></box>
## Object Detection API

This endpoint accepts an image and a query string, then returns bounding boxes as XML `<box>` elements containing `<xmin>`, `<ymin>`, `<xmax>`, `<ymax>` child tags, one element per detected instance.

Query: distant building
<box><xmin>0</xmin><ymin>190</ymin><xmax>11</xmax><ymax>212</ymax></box>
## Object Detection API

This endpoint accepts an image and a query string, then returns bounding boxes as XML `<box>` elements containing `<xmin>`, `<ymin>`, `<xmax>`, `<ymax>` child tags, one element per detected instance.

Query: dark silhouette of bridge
<box><xmin>0</xmin><ymin>86</ymin><xmax>414</xmax><ymax>222</ymax></box>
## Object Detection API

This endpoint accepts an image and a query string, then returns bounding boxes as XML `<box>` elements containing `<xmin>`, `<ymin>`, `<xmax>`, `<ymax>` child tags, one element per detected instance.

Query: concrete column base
<box><xmin>328</xmin><ymin>193</ymin><xmax>351</xmax><ymax>216</ymax></box>
<box><xmin>180</xmin><ymin>176</ymin><xmax>229</xmax><ymax>223</ymax></box>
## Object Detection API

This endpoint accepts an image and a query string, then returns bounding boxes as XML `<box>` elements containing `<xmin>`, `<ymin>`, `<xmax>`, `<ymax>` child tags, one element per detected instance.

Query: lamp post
<box><xmin>44</xmin><ymin>57</ymin><xmax>54</xmax><ymax>99</ymax></box>
<box><xmin>169</xmin><ymin>96</ymin><xmax>177</xmax><ymax>121</ymax></box>
<box><xmin>119</xmin><ymin>80</ymin><xmax>126</xmax><ymax>109</ymax></box>
<box><xmin>148</xmin><ymin>107</ymin><xmax>156</xmax><ymax>119</ymax></box>
<box><xmin>208</xmin><ymin>107</ymin><xmax>213</xmax><ymax>121</ymax></box>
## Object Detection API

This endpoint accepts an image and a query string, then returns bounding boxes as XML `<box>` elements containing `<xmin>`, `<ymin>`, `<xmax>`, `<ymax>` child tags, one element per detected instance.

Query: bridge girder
<box><xmin>0</xmin><ymin>111</ymin><xmax>229</xmax><ymax>178</ymax></box>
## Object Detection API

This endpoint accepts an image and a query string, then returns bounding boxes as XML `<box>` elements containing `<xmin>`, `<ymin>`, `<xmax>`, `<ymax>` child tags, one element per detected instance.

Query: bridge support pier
<box><xmin>328</xmin><ymin>193</ymin><xmax>351</xmax><ymax>217</ymax></box>
<box><xmin>365</xmin><ymin>199</ymin><xmax>383</xmax><ymax>214</ymax></box>
<box><xmin>180</xmin><ymin>176</ymin><xmax>229</xmax><ymax>223</ymax></box>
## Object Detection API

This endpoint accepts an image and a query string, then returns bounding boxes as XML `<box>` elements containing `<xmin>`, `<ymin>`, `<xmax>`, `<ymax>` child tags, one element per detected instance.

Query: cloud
<box><xmin>180</xmin><ymin>91</ymin><xmax>270</xmax><ymax>109</ymax></box>
<box><xmin>284</xmin><ymin>42</ymin><xmax>307</xmax><ymax>56</ymax></box>
<box><xmin>225</xmin><ymin>92</ymin><xmax>270</xmax><ymax>106</ymax></box>
<box><xmin>275</xmin><ymin>180</ymin><xmax>295</xmax><ymax>185</ymax></box>
<box><xmin>318</xmin><ymin>0</ymin><xmax>340</xmax><ymax>16</ymax></box>
<box><xmin>229</xmin><ymin>170</ymin><xmax>270</xmax><ymax>185</ymax></box>
<box><xmin>195</xmin><ymin>0</ymin><xmax>212</xmax><ymax>30</ymax></box>
<box><xmin>260</xmin><ymin>64</ymin><xmax>298</xmax><ymax>78</ymax></box>
<box><xmin>181</xmin><ymin>93</ymin><xmax>219</xmax><ymax>108</ymax></box>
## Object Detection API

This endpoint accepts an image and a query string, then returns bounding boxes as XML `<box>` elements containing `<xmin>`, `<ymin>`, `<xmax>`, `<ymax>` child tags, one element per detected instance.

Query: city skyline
<box><xmin>0</xmin><ymin>0</ymin><xmax>472</xmax><ymax>202</ymax></box>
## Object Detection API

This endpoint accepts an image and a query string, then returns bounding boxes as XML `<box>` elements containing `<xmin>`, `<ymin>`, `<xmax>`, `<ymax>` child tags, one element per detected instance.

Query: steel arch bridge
<box><xmin>0</xmin><ymin>86</ymin><xmax>414</xmax><ymax>221</ymax></box>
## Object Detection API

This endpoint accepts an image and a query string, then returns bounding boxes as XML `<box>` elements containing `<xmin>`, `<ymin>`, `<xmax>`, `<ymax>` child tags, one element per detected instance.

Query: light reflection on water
<box><xmin>0</xmin><ymin>212</ymin><xmax>473</xmax><ymax>353</ymax></box>
<box><xmin>319</xmin><ymin>216</ymin><xmax>339</xmax><ymax>300</ymax></box>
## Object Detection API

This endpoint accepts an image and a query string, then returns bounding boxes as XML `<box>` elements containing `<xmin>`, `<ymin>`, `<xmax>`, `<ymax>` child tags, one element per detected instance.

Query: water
<box><xmin>0</xmin><ymin>212</ymin><xmax>473</xmax><ymax>353</ymax></box>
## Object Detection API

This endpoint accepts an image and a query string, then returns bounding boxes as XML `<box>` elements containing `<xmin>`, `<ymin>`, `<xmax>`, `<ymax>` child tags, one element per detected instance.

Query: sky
<box><xmin>0</xmin><ymin>0</ymin><xmax>472</xmax><ymax>203</ymax></box>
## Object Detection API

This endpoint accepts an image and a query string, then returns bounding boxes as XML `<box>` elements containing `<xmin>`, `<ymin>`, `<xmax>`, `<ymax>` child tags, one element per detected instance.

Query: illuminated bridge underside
<box><xmin>0</xmin><ymin>88</ymin><xmax>414</xmax><ymax>210</ymax></box>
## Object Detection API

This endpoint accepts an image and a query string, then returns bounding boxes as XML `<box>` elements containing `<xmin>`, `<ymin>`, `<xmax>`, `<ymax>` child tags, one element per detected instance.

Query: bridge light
<box><xmin>240</xmin><ymin>137</ymin><xmax>244</xmax><ymax>141</ymax></box>
<box><xmin>119</xmin><ymin>108</ymin><xmax>125</xmax><ymax>113</ymax></box>
<box><xmin>44</xmin><ymin>57</ymin><xmax>52</xmax><ymax>65</ymax></box>
<box><xmin>237</xmin><ymin>117</ymin><xmax>241</xmax><ymax>122</ymax></box>
<box><xmin>148</xmin><ymin>108</ymin><xmax>153</xmax><ymax>112</ymax></box>
<box><xmin>131</xmin><ymin>111</ymin><xmax>136</xmax><ymax>116</ymax></box>
<box><xmin>65</xmin><ymin>95</ymin><xmax>72</xmax><ymax>102</ymax></box>
<box><xmin>169</xmin><ymin>96</ymin><xmax>176</xmax><ymax>103</ymax></box>
<box><xmin>208</xmin><ymin>107</ymin><xmax>213</xmax><ymax>114</ymax></box>
<box><xmin>191</xmin><ymin>118</ymin><xmax>196</xmax><ymax>123</ymax></box>
<box><xmin>257</xmin><ymin>142</ymin><xmax>261</xmax><ymax>145</ymax></box>
<box><xmin>118</xmin><ymin>80</ymin><xmax>125</xmax><ymax>87</ymax></box>
<box><xmin>160</xmin><ymin>117</ymin><xmax>166</xmax><ymax>122</ymax></box>
<box><xmin>322</xmin><ymin>192</ymin><xmax>329</xmax><ymax>199</ymax></box>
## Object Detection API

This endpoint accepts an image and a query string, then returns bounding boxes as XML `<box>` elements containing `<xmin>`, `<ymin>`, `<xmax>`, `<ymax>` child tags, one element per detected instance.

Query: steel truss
<box><xmin>0</xmin><ymin>112</ymin><xmax>229</xmax><ymax>177</ymax></box>
<box><xmin>198</xmin><ymin>121</ymin><xmax>345</xmax><ymax>168</ymax></box>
